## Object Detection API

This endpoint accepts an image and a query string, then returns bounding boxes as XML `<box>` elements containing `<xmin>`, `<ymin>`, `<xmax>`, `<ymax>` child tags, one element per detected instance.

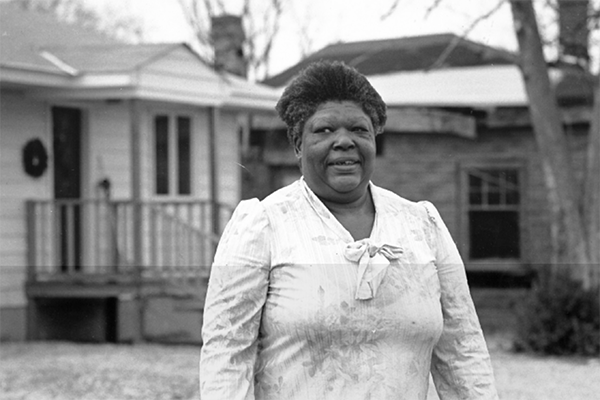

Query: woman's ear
<box><xmin>293</xmin><ymin>133</ymin><xmax>302</xmax><ymax>158</ymax></box>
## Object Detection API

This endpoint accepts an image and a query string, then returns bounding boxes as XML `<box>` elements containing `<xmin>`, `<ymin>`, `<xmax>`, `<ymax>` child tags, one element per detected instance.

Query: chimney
<box><xmin>558</xmin><ymin>0</ymin><xmax>590</xmax><ymax>66</ymax></box>
<box><xmin>211</xmin><ymin>15</ymin><xmax>247</xmax><ymax>78</ymax></box>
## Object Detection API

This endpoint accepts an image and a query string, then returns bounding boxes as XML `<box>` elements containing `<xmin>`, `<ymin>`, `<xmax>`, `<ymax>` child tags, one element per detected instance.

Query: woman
<box><xmin>200</xmin><ymin>61</ymin><xmax>498</xmax><ymax>399</ymax></box>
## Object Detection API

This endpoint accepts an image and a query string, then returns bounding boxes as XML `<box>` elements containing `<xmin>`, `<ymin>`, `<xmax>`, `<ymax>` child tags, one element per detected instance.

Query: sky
<box><xmin>84</xmin><ymin>0</ymin><xmax>597</xmax><ymax>77</ymax></box>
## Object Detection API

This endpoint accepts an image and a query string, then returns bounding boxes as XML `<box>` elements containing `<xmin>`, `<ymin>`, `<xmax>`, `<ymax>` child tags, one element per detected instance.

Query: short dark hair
<box><xmin>275</xmin><ymin>61</ymin><xmax>387</xmax><ymax>145</ymax></box>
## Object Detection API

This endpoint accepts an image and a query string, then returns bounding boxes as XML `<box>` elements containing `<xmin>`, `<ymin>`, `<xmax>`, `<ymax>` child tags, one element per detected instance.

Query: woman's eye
<box><xmin>314</xmin><ymin>127</ymin><xmax>333</xmax><ymax>133</ymax></box>
<box><xmin>352</xmin><ymin>126</ymin><xmax>369</xmax><ymax>133</ymax></box>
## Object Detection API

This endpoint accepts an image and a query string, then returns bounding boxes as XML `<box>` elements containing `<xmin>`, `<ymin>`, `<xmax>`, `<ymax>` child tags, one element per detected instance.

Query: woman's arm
<box><xmin>420</xmin><ymin>201</ymin><xmax>499</xmax><ymax>400</ymax></box>
<box><xmin>200</xmin><ymin>199</ymin><xmax>271</xmax><ymax>400</ymax></box>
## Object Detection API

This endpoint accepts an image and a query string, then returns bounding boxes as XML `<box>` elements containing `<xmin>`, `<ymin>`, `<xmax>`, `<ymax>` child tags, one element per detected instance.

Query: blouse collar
<box><xmin>299</xmin><ymin>177</ymin><xmax>380</xmax><ymax>242</ymax></box>
<box><xmin>299</xmin><ymin>177</ymin><xmax>403</xmax><ymax>301</ymax></box>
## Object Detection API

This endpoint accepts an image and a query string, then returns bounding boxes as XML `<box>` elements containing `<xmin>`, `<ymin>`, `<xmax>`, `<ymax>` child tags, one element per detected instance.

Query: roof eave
<box><xmin>223</xmin><ymin>88</ymin><xmax>279</xmax><ymax>111</ymax></box>
<box><xmin>1</xmin><ymin>63</ymin><xmax>279</xmax><ymax>110</ymax></box>
<box><xmin>0</xmin><ymin>63</ymin><xmax>73</xmax><ymax>87</ymax></box>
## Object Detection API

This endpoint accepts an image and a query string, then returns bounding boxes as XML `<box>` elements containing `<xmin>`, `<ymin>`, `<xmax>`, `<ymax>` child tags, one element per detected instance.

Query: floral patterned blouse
<box><xmin>200</xmin><ymin>178</ymin><xmax>498</xmax><ymax>399</ymax></box>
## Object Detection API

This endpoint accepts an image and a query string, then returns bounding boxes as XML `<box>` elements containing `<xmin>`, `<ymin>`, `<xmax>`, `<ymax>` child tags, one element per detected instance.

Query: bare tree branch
<box><xmin>177</xmin><ymin>0</ymin><xmax>286</xmax><ymax>81</ymax></box>
<box><xmin>427</xmin><ymin>0</ymin><xmax>507</xmax><ymax>70</ymax></box>
<box><xmin>381</xmin><ymin>0</ymin><xmax>401</xmax><ymax>21</ymax></box>
<box><xmin>251</xmin><ymin>0</ymin><xmax>283</xmax><ymax>78</ymax></box>
<box><xmin>424</xmin><ymin>0</ymin><xmax>444</xmax><ymax>19</ymax></box>
<box><xmin>215</xmin><ymin>0</ymin><xmax>226</xmax><ymax>13</ymax></box>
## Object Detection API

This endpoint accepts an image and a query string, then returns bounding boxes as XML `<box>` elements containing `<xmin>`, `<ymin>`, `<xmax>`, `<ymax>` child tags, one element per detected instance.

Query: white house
<box><xmin>0</xmin><ymin>2</ymin><xmax>279</xmax><ymax>342</ymax></box>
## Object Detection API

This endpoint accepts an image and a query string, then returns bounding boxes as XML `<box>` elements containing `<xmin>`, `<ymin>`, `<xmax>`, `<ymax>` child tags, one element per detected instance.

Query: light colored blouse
<box><xmin>200</xmin><ymin>179</ymin><xmax>498</xmax><ymax>399</ymax></box>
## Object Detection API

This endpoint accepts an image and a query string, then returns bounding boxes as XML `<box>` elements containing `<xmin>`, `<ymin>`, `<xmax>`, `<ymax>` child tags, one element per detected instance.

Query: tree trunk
<box><xmin>584</xmin><ymin>77</ymin><xmax>600</xmax><ymax>287</ymax></box>
<box><xmin>509</xmin><ymin>0</ymin><xmax>592</xmax><ymax>287</ymax></box>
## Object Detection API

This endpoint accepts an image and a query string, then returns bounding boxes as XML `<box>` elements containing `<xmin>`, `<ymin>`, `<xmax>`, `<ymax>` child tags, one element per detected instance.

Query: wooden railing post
<box><xmin>133</xmin><ymin>201</ymin><xmax>143</xmax><ymax>273</ymax></box>
<box><xmin>26</xmin><ymin>199</ymin><xmax>224</xmax><ymax>279</ymax></box>
<box><xmin>26</xmin><ymin>200</ymin><xmax>37</xmax><ymax>282</ymax></box>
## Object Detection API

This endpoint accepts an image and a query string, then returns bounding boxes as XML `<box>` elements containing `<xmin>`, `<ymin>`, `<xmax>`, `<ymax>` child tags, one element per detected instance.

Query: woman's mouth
<box><xmin>331</xmin><ymin>160</ymin><xmax>358</xmax><ymax>166</ymax></box>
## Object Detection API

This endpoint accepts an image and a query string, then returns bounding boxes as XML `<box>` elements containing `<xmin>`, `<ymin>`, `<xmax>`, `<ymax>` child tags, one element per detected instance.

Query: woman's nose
<box><xmin>332</xmin><ymin>129</ymin><xmax>355</xmax><ymax>150</ymax></box>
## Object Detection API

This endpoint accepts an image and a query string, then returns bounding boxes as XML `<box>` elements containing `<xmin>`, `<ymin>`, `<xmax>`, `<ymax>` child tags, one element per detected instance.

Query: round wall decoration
<box><xmin>22</xmin><ymin>138</ymin><xmax>48</xmax><ymax>178</ymax></box>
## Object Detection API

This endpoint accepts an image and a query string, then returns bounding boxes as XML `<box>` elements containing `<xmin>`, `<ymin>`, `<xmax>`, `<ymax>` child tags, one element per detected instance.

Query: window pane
<box><xmin>469</xmin><ymin>174</ymin><xmax>483</xmax><ymax>205</ymax></box>
<box><xmin>469</xmin><ymin>174</ymin><xmax>482</xmax><ymax>190</ymax></box>
<box><xmin>469</xmin><ymin>168</ymin><xmax>521</xmax><ymax>206</ymax></box>
<box><xmin>469</xmin><ymin>210</ymin><xmax>520</xmax><ymax>259</ymax></box>
<box><xmin>469</xmin><ymin>191</ymin><xmax>482</xmax><ymax>205</ymax></box>
<box><xmin>505</xmin><ymin>171</ymin><xmax>520</xmax><ymax>204</ymax></box>
<box><xmin>506</xmin><ymin>190</ymin><xmax>520</xmax><ymax>205</ymax></box>
<box><xmin>177</xmin><ymin>116</ymin><xmax>191</xmax><ymax>195</ymax></box>
<box><xmin>488</xmin><ymin>189</ymin><xmax>501</xmax><ymax>205</ymax></box>
<box><xmin>155</xmin><ymin>115</ymin><xmax>169</xmax><ymax>195</ymax></box>
<box><xmin>505</xmin><ymin>170</ymin><xmax>518</xmax><ymax>186</ymax></box>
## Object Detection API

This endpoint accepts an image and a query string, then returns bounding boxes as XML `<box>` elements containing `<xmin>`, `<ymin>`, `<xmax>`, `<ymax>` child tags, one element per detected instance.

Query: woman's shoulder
<box><xmin>227</xmin><ymin>180</ymin><xmax>303</xmax><ymax>227</ymax></box>
<box><xmin>260</xmin><ymin>179</ymin><xmax>305</xmax><ymax>210</ymax></box>
<box><xmin>221</xmin><ymin>197</ymin><xmax>269</xmax><ymax>239</ymax></box>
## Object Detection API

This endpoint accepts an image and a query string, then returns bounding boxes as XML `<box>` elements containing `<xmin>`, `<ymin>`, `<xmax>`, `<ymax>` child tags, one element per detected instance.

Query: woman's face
<box><xmin>296</xmin><ymin>101</ymin><xmax>376</xmax><ymax>204</ymax></box>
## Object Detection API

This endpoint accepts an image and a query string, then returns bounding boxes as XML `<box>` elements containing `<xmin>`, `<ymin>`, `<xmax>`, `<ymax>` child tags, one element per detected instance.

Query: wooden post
<box><xmin>208</xmin><ymin>107</ymin><xmax>220</xmax><ymax>236</ymax></box>
<box><xmin>130</xmin><ymin>99</ymin><xmax>144</xmax><ymax>341</ymax></box>
<box><xmin>130</xmin><ymin>99</ymin><xmax>143</xmax><ymax>267</ymax></box>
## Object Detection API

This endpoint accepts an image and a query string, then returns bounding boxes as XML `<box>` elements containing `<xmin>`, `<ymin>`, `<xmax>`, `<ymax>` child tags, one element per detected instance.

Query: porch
<box><xmin>25</xmin><ymin>199</ymin><xmax>233</xmax><ymax>343</ymax></box>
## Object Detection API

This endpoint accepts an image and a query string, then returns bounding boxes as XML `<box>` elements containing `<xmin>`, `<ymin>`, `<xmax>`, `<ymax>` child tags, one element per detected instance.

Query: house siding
<box><xmin>88</xmin><ymin>103</ymin><xmax>132</xmax><ymax>199</ymax></box>
<box><xmin>0</xmin><ymin>92</ymin><xmax>52</xmax><ymax>308</ymax></box>
<box><xmin>0</xmin><ymin>93</ymin><xmax>50</xmax><ymax>340</ymax></box>
<box><xmin>372</xmin><ymin>127</ymin><xmax>589</xmax><ymax>267</ymax></box>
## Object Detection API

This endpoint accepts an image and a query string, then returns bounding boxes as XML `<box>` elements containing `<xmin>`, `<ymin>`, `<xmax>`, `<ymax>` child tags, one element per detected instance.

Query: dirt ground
<box><xmin>3</xmin><ymin>289</ymin><xmax>597</xmax><ymax>399</ymax></box>
<box><xmin>428</xmin><ymin>333</ymin><xmax>600</xmax><ymax>400</ymax></box>
<box><xmin>1</xmin><ymin>334</ymin><xmax>599</xmax><ymax>400</ymax></box>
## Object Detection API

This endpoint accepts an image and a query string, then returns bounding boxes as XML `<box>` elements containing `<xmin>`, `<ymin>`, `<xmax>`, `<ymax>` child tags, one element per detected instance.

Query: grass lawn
<box><xmin>1</xmin><ymin>334</ymin><xmax>599</xmax><ymax>399</ymax></box>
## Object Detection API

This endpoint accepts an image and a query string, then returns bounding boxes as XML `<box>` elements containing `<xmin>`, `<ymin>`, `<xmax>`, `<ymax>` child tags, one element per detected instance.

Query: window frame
<box><xmin>458</xmin><ymin>159</ymin><xmax>527</xmax><ymax>268</ymax></box>
<box><xmin>152</xmin><ymin>112</ymin><xmax>194</xmax><ymax>198</ymax></box>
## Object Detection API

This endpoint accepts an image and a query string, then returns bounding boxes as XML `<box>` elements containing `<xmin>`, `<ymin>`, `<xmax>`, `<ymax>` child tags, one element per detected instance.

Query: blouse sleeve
<box><xmin>419</xmin><ymin>201</ymin><xmax>499</xmax><ymax>400</ymax></box>
<box><xmin>200</xmin><ymin>199</ymin><xmax>271</xmax><ymax>400</ymax></box>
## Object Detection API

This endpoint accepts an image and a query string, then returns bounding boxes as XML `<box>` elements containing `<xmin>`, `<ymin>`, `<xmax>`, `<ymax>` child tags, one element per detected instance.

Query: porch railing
<box><xmin>26</xmin><ymin>199</ymin><xmax>233</xmax><ymax>284</ymax></box>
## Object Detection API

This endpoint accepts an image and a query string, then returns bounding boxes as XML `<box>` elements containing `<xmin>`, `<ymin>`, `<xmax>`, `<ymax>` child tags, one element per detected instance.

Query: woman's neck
<box><xmin>319</xmin><ymin>188</ymin><xmax>376</xmax><ymax>240</ymax></box>
<box><xmin>320</xmin><ymin>188</ymin><xmax>374</xmax><ymax>217</ymax></box>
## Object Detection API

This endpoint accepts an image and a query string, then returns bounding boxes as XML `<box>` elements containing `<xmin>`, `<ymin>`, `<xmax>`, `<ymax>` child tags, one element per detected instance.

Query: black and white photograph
<box><xmin>1</xmin><ymin>0</ymin><xmax>599</xmax><ymax>399</ymax></box>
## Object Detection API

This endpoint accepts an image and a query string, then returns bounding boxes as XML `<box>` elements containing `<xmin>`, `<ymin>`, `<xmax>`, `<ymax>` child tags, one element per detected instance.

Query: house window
<box><xmin>467</xmin><ymin>168</ymin><xmax>520</xmax><ymax>259</ymax></box>
<box><xmin>154</xmin><ymin>114</ymin><xmax>192</xmax><ymax>196</ymax></box>
<box><xmin>177</xmin><ymin>116</ymin><xmax>191</xmax><ymax>195</ymax></box>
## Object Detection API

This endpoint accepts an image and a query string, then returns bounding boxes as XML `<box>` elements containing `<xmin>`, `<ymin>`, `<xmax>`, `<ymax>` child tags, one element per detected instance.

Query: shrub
<box><xmin>513</xmin><ymin>269</ymin><xmax>600</xmax><ymax>356</ymax></box>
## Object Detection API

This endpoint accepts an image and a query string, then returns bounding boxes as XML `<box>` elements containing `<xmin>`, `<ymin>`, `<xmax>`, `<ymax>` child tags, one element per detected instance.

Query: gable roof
<box><xmin>43</xmin><ymin>43</ymin><xmax>185</xmax><ymax>73</ymax></box>
<box><xmin>263</xmin><ymin>33</ymin><xmax>517</xmax><ymax>87</ymax></box>
<box><xmin>0</xmin><ymin>1</ymin><xmax>279</xmax><ymax>111</ymax></box>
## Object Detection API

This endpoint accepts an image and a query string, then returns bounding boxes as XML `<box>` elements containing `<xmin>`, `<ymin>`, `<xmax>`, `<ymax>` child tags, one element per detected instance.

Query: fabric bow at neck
<box><xmin>344</xmin><ymin>239</ymin><xmax>403</xmax><ymax>300</ymax></box>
